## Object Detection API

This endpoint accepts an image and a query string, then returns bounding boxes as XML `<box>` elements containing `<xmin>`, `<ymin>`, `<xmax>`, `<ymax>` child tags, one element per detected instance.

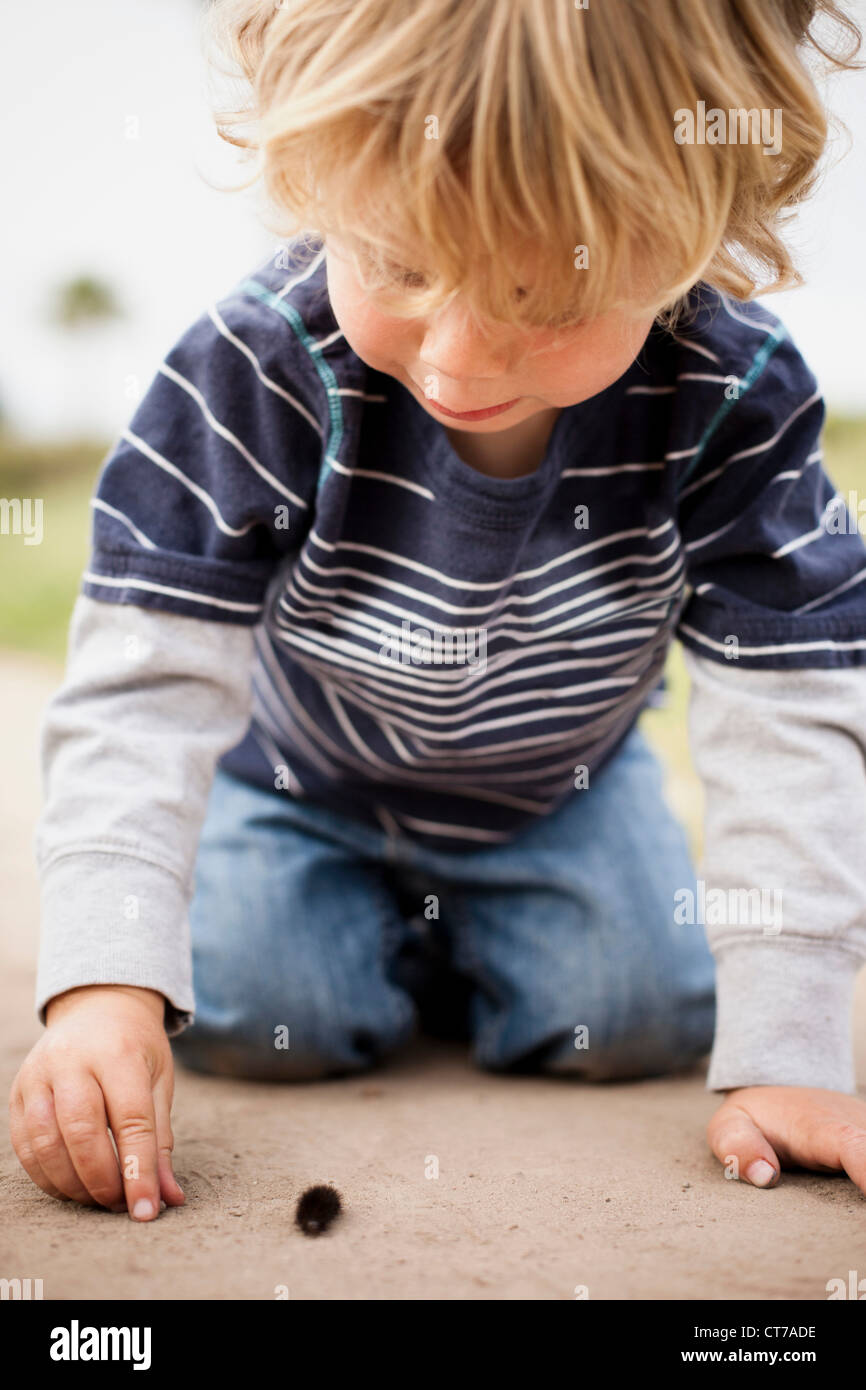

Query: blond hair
<box><xmin>206</xmin><ymin>0</ymin><xmax>861</xmax><ymax>328</ymax></box>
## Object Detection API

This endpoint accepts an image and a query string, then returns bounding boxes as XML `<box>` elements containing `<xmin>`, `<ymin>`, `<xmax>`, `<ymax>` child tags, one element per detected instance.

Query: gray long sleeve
<box><xmin>685</xmin><ymin>649</ymin><xmax>866</xmax><ymax>1093</ymax></box>
<box><xmin>33</xmin><ymin>594</ymin><xmax>255</xmax><ymax>1034</ymax></box>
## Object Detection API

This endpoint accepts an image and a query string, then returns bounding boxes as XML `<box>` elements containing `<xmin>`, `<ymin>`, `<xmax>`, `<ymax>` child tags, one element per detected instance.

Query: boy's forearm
<box><xmin>37</xmin><ymin>851</ymin><xmax>195</xmax><ymax>1035</ymax></box>
<box><xmin>34</xmin><ymin>594</ymin><xmax>255</xmax><ymax>1034</ymax></box>
<box><xmin>685</xmin><ymin>650</ymin><xmax>866</xmax><ymax>1093</ymax></box>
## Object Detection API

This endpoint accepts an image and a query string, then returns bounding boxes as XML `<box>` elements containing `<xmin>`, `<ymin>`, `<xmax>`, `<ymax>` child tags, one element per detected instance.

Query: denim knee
<box><xmin>514</xmin><ymin>957</ymin><xmax>717</xmax><ymax>1081</ymax></box>
<box><xmin>545</xmin><ymin>995</ymin><xmax>715</xmax><ymax>1080</ymax></box>
<box><xmin>171</xmin><ymin>989</ymin><xmax>416</xmax><ymax>1082</ymax></box>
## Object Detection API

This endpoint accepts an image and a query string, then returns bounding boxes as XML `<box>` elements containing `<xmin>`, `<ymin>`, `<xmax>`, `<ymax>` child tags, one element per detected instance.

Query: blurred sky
<box><xmin>2</xmin><ymin>0</ymin><xmax>865</xmax><ymax>438</ymax></box>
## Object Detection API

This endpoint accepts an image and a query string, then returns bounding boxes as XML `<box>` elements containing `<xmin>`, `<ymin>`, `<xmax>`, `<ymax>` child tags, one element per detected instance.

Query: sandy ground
<box><xmin>2</xmin><ymin>648</ymin><xmax>865</xmax><ymax>1302</ymax></box>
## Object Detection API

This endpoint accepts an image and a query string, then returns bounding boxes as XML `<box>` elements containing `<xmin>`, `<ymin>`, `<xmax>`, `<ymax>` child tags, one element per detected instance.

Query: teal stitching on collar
<box><xmin>241</xmin><ymin>278</ymin><xmax>343</xmax><ymax>493</ymax></box>
<box><xmin>676</xmin><ymin>321</ymin><xmax>788</xmax><ymax>492</ymax></box>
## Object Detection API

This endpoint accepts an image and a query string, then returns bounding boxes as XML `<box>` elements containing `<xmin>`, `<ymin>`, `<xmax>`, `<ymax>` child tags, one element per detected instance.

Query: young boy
<box><xmin>10</xmin><ymin>0</ymin><xmax>866</xmax><ymax>1224</ymax></box>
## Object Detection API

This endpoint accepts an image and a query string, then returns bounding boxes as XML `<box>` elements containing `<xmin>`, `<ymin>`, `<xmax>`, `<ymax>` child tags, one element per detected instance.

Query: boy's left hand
<box><xmin>707</xmin><ymin>1086</ymin><xmax>866</xmax><ymax>1195</ymax></box>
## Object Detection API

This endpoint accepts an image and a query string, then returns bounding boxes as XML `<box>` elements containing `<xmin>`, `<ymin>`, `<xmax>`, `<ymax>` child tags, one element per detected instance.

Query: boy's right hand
<box><xmin>8</xmin><ymin>984</ymin><xmax>185</xmax><ymax>1222</ymax></box>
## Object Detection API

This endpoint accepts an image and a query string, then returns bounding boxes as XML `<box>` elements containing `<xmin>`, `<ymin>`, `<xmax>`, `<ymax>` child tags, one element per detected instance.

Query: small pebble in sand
<box><xmin>295</xmin><ymin>1184</ymin><xmax>343</xmax><ymax>1237</ymax></box>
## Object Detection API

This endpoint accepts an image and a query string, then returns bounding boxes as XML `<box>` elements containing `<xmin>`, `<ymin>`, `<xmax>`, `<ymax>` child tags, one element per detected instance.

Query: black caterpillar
<box><xmin>295</xmin><ymin>1184</ymin><xmax>342</xmax><ymax>1237</ymax></box>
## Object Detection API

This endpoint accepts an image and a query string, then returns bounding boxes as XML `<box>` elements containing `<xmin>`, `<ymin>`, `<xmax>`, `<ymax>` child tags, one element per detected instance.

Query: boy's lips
<box><xmin>424</xmin><ymin>395</ymin><xmax>521</xmax><ymax>422</ymax></box>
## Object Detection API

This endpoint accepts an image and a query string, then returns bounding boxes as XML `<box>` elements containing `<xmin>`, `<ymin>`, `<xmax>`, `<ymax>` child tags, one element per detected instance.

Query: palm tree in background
<box><xmin>44</xmin><ymin>276</ymin><xmax>125</xmax><ymax>437</ymax></box>
<box><xmin>49</xmin><ymin>276</ymin><xmax>122</xmax><ymax>330</ymax></box>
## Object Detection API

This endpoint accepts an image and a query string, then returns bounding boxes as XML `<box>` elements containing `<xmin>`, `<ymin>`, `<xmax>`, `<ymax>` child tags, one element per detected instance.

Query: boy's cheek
<box><xmin>327</xmin><ymin>288</ymin><xmax>413</xmax><ymax>372</ymax></box>
<box><xmin>531</xmin><ymin>352</ymin><xmax>626</xmax><ymax>406</ymax></box>
<box><xmin>539</xmin><ymin>319</ymin><xmax>654</xmax><ymax>401</ymax></box>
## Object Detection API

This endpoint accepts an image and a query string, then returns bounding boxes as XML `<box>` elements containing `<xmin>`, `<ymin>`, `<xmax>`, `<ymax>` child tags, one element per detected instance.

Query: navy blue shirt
<box><xmin>80</xmin><ymin>239</ymin><xmax>866</xmax><ymax>846</ymax></box>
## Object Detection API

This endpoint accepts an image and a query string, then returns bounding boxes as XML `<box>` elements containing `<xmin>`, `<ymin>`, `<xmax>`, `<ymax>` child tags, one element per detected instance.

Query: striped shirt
<box><xmin>81</xmin><ymin>238</ymin><xmax>866</xmax><ymax>847</ymax></box>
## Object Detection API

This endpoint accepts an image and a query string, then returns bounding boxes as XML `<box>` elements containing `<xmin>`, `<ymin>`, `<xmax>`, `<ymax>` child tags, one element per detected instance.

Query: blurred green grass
<box><xmin>0</xmin><ymin>417</ymin><xmax>863</xmax><ymax>854</ymax></box>
<box><xmin>0</xmin><ymin>438</ymin><xmax>104</xmax><ymax>660</ymax></box>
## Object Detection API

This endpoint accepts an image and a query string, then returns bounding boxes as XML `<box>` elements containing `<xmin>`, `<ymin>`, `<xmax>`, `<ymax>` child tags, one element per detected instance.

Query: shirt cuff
<box><xmin>35</xmin><ymin>850</ymin><xmax>195</xmax><ymax>1036</ymax></box>
<box><xmin>706</xmin><ymin>938</ymin><xmax>860</xmax><ymax>1093</ymax></box>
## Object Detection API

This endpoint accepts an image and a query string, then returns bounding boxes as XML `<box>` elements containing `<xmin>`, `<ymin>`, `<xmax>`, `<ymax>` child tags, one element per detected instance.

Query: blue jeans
<box><xmin>172</xmin><ymin>723</ymin><xmax>715</xmax><ymax>1082</ymax></box>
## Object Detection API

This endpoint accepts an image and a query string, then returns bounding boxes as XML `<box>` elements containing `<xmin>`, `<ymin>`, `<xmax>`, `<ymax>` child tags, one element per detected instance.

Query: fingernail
<box><xmin>132</xmin><ymin>1198</ymin><xmax>155</xmax><ymax>1220</ymax></box>
<box><xmin>159</xmin><ymin>1200</ymin><xmax>167</xmax><ymax>1212</ymax></box>
<box><xmin>745</xmin><ymin>1160</ymin><xmax>777</xmax><ymax>1188</ymax></box>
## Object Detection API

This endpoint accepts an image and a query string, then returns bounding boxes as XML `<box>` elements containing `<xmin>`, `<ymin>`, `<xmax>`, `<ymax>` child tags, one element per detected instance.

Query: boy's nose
<box><xmin>419</xmin><ymin>302</ymin><xmax>514</xmax><ymax>385</ymax></box>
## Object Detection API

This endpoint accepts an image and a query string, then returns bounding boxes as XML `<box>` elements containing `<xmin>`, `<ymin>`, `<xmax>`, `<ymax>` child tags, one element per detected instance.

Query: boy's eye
<box><xmin>364</xmin><ymin>255</ymin><xmax>580</xmax><ymax>329</ymax></box>
<box><xmin>549</xmin><ymin>312</ymin><xmax>582</xmax><ymax>330</ymax></box>
<box><xmin>514</xmin><ymin>286</ymin><xmax>581</xmax><ymax>331</ymax></box>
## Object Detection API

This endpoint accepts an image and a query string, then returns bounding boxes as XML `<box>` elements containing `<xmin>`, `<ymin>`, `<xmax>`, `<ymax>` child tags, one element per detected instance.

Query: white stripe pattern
<box><xmin>120</xmin><ymin>430</ymin><xmax>259</xmax><ymax>537</ymax></box>
<box><xmin>208</xmin><ymin>304</ymin><xmax>323</xmax><ymax>437</ymax></box>
<box><xmin>83</xmin><ymin>571</ymin><xmax>260</xmax><ymax>613</ymax></box>
<box><xmin>91</xmin><ymin>498</ymin><xmax>158</xmax><ymax>550</ymax></box>
<box><xmin>158</xmin><ymin>362</ymin><xmax>309</xmax><ymax>510</ymax></box>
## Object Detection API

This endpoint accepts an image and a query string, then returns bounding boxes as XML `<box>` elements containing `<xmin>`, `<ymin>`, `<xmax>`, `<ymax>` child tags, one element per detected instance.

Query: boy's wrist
<box><xmin>45</xmin><ymin>984</ymin><xmax>167</xmax><ymax>1027</ymax></box>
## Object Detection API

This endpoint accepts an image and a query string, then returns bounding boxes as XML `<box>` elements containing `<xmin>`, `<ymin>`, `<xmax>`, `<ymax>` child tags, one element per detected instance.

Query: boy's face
<box><xmin>325</xmin><ymin>238</ymin><xmax>656</xmax><ymax>434</ymax></box>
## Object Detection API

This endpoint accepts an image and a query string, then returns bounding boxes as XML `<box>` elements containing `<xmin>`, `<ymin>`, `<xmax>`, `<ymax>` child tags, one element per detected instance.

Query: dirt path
<box><xmin>1</xmin><ymin>648</ymin><xmax>864</xmax><ymax>1300</ymax></box>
